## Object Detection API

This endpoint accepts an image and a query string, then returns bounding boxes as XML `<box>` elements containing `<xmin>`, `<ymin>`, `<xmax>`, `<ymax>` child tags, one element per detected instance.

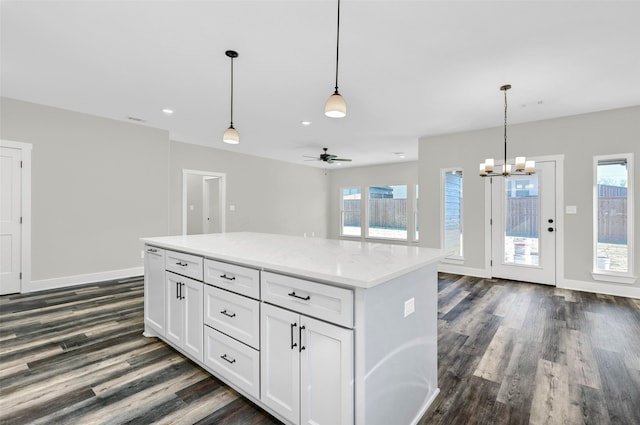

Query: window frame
<box><xmin>592</xmin><ymin>153</ymin><xmax>636</xmax><ymax>284</ymax></box>
<box><xmin>440</xmin><ymin>168</ymin><xmax>464</xmax><ymax>262</ymax></box>
<box><xmin>340</xmin><ymin>186</ymin><xmax>362</xmax><ymax>238</ymax></box>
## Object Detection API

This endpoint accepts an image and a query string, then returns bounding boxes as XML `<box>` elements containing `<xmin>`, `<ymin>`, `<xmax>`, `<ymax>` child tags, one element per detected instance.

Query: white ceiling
<box><xmin>2</xmin><ymin>0</ymin><xmax>639</xmax><ymax>168</ymax></box>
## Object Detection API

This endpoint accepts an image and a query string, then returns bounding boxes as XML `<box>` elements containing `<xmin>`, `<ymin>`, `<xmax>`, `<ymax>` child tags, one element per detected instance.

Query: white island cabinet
<box><xmin>141</xmin><ymin>232</ymin><xmax>447</xmax><ymax>425</ymax></box>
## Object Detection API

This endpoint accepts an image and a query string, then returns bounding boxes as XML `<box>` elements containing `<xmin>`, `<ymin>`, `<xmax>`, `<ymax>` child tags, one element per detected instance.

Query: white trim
<box><xmin>182</xmin><ymin>169</ymin><xmax>226</xmax><ymax>235</ymax></box>
<box><xmin>438</xmin><ymin>263</ymin><xmax>490</xmax><ymax>279</ymax></box>
<box><xmin>591</xmin><ymin>272</ymin><xmax>637</xmax><ymax>285</ymax></box>
<box><xmin>559</xmin><ymin>278</ymin><xmax>640</xmax><ymax>299</ymax></box>
<box><xmin>28</xmin><ymin>267</ymin><xmax>143</xmax><ymax>293</ymax></box>
<box><xmin>1</xmin><ymin>140</ymin><xmax>32</xmax><ymax>294</ymax></box>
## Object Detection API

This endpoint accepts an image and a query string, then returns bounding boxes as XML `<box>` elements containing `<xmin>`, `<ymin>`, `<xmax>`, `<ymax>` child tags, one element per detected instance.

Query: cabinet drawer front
<box><xmin>204</xmin><ymin>285</ymin><xmax>260</xmax><ymax>349</ymax></box>
<box><xmin>204</xmin><ymin>259</ymin><xmax>260</xmax><ymax>299</ymax></box>
<box><xmin>165</xmin><ymin>250</ymin><xmax>203</xmax><ymax>281</ymax></box>
<box><xmin>262</xmin><ymin>272</ymin><xmax>353</xmax><ymax>328</ymax></box>
<box><xmin>204</xmin><ymin>326</ymin><xmax>260</xmax><ymax>400</ymax></box>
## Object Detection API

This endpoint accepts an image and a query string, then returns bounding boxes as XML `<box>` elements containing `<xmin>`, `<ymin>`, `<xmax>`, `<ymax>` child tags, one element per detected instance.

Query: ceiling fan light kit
<box><xmin>325</xmin><ymin>0</ymin><xmax>346</xmax><ymax>118</ymax></box>
<box><xmin>223</xmin><ymin>50</ymin><xmax>240</xmax><ymax>145</ymax></box>
<box><xmin>479</xmin><ymin>84</ymin><xmax>535</xmax><ymax>177</ymax></box>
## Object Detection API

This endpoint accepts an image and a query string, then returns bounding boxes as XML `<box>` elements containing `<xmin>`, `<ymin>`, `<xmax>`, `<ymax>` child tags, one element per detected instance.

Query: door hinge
<box><xmin>20</xmin><ymin>216</ymin><xmax>23</xmax><ymax>224</ymax></box>
<box><xmin>490</xmin><ymin>260</ymin><xmax>493</xmax><ymax>266</ymax></box>
<box><xmin>20</xmin><ymin>160</ymin><xmax>23</xmax><ymax>168</ymax></box>
<box><xmin>490</xmin><ymin>218</ymin><xmax>492</xmax><ymax>225</ymax></box>
<box><xmin>20</xmin><ymin>272</ymin><xmax>22</xmax><ymax>280</ymax></box>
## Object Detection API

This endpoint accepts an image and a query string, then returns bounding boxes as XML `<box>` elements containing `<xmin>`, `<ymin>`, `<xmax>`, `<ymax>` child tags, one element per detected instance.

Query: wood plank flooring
<box><xmin>1</xmin><ymin>274</ymin><xmax>639</xmax><ymax>424</ymax></box>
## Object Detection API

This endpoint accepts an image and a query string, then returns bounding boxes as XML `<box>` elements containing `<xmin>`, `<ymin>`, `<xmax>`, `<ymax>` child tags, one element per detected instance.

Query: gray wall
<box><xmin>169</xmin><ymin>141</ymin><xmax>328</xmax><ymax>238</ymax></box>
<box><xmin>418</xmin><ymin>106</ymin><xmax>640</xmax><ymax>294</ymax></box>
<box><xmin>1</xmin><ymin>97</ymin><xmax>329</xmax><ymax>290</ymax></box>
<box><xmin>0</xmin><ymin>97</ymin><xmax>170</xmax><ymax>285</ymax></box>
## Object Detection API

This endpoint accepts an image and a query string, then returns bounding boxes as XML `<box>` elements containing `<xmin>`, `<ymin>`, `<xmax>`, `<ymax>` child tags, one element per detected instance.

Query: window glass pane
<box><xmin>504</xmin><ymin>175</ymin><xmax>539</xmax><ymax>266</ymax></box>
<box><xmin>368</xmin><ymin>185</ymin><xmax>407</xmax><ymax>239</ymax></box>
<box><xmin>443</xmin><ymin>171</ymin><xmax>463</xmax><ymax>257</ymax></box>
<box><xmin>415</xmin><ymin>184</ymin><xmax>419</xmax><ymax>241</ymax></box>
<box><xmin>596</xmin><ymin>159</ymin><xmax>628</xmax><ymax>273</ymax></box>
<box><xmin>341</xmin><ymin>187</ymin><xmax>361</xmax><ymax>236</ymax></box>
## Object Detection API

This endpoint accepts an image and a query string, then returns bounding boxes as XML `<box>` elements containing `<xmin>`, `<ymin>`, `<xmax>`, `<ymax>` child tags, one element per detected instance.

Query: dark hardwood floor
<box><xmin>1</xmin><ymin>274</ymin><xmax>639</xmax><ymax>424</ymax></box>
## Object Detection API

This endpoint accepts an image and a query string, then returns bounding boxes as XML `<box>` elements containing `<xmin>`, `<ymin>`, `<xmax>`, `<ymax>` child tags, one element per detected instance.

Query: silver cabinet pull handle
<box><xmin>176</xmin><ymin>261</ymin><xmax>188</xmax><ymax>267</ymax></box>
<box><xmin>220</xmin><ymin>309</ymin><xmax>236</xmax><ymax>318</ymax></box>
<box><xmin>220</xmin><ymin>274</ymin><xmax>236</xmax><ymax>281</ymax></box>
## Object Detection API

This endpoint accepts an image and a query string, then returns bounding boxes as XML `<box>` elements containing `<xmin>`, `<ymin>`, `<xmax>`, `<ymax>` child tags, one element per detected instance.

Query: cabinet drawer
<box><xmin>204</xmin><ymin>259</ymin><xmax>260</xmax><ymax>299</ymax></box>
<box><xmin>262</xmin><ymin>272</ymin><xmax>353</xmax><ymax>328</ymax></box>
<box><xmin>204</xmin><ymin>285</ymin><xmax>260</xmax><ymax>349</ymax></box>
<box><xmin>165</xmin><ymin>250</ymin><xmax>203</xmax><ymax>281</ymax></box>
<box><xmin>204</xmin><ymin>326</ymin><xmax>260</xmax><ymax>400</ymax></box>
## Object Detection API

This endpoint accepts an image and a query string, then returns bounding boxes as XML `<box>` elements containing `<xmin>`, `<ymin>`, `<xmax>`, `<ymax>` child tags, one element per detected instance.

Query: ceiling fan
<box><xmin>304</xmin><ymin>147</ymin><xmax>352</xmax><ymax>164</ymax></box>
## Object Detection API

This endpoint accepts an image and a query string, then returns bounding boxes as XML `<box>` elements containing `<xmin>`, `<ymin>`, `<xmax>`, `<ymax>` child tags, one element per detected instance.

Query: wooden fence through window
<box><xmin>344</xmin><ymin>197</ymin><xmax>628</xmax><ymax>244</ymax></box>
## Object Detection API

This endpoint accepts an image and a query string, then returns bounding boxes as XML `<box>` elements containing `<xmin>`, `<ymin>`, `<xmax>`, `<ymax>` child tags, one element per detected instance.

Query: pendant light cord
<box><xmin>230</xmin><ymin>56</ymin><xmax>234</xmax><ymax>127</ymax></box>
<box><xmin>334</xmin><ymin>0</ymin><xmax>341</xmax><ymax>93</ymax></box>
<box><xmin>503</xmin><ymin>86</ymin><xmax>508</xmax><ymax>170</ymax></box>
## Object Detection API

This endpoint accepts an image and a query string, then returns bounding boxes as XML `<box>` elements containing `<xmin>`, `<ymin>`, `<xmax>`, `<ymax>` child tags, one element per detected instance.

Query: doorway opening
<box><xmin>182</xmin><ymin>170</ymin><xmax>226</xmax><ymax>235</ymax></box>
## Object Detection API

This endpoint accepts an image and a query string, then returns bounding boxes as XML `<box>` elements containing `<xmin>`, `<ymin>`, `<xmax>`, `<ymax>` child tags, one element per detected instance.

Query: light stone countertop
<box><xmin>141</xmin><ymin>232</ymin><xmax>448</xmax><ymax>289</ymax></box>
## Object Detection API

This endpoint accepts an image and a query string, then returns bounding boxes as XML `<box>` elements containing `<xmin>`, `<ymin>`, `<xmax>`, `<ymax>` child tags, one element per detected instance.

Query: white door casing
<box><xmin>182</xmin><ymin>170</ymin><xmax>226</xmax><ymax>235</ymax></box>
<box><xmin>490</xmin><ymin>160</ymin><xmax>558</xmax><ymax>285</ymax></box>
<box><xmin>1</xmin><ymin>141</ymin><xmax>31</xmax><ymax>295</ymax></box>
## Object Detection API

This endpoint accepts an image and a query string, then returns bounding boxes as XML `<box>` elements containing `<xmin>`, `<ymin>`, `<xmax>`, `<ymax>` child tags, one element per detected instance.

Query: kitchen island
<box><xmin>141</xmin><ymin>232</ymin><xmax>446</xmax><ymax>425</ymax></box>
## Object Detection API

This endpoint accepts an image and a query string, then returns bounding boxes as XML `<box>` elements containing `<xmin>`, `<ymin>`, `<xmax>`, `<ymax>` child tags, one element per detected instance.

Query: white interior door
<box><xmin>491</xmin><ymin>160</ymin><xmax>556</xmax><ymax>285</ymax></box>
<box><xmin>203</xmin><ymin>177</ymin><xmax>221</xmax><ymax>234</ymax></box>
<box><xmin>0</xmin><ymin>147</ymin><xmax>22</xmax><ymax>294</ymax></box>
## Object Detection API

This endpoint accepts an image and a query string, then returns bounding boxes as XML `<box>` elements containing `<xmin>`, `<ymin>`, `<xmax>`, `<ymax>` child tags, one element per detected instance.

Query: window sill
<box><xmin>442</xmin><ymin>257</ymin><xmax>464</xmax><ymax>265</ymax></box>
<box><xmin>591</xmin><ymin>272</ymin><xmax>637</xmax><ymax>285</ymax></box>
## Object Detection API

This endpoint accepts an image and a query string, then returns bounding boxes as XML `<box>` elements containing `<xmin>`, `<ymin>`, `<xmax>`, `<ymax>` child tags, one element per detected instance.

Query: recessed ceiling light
<box><xmin>300</xmin><ymin>120</ymin><xmax>312</xmax><ymax>126</ymax></box>
<box><xmin>162</xmin><ymin>108</ymin><xmax>174</xmax><ymax>115</ymax></box>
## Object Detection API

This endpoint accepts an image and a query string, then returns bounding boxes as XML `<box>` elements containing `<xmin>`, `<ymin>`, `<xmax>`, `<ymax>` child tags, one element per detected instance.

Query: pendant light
<box><xmin>479</xmin><ymin>84</ymin><xmax>535</xmax><ymax>177</ymax></box>
<box><xmin>223</xmin><ymin>50</ymin><xmax>240</xmax><ymax>144</ymax></box>
<box><xmin>324</xmin><ymin>0</ymin><xmax>346</xmax><ymax>118</ymax></box>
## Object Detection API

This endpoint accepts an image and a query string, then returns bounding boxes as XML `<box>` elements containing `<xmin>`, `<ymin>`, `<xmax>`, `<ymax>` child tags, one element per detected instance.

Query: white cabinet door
<box><xmin>183</xmin><ymin>277</ymin><xmax>203</xmax><ymax>362</ymax></box>
<box><xmin>165</xmin><ymin>272</ymin><xmax>184</xmax><ymax>347</ymax></box>
<box><xmin>144</xmin><ymin>246</ymin><xmax>165</xmax><ymax>336</ymax></box>
<box><xmin>300</xmin><ymin>316</ymin><xmax>354</xmax><ymax>425</ymax></box>
<box><xmin>165</xmin><ymin>271</ymin><xmax>203</xmax><ymax>362</ymax></box>
<box><xmin>261</xmin><ymin>303</ymin><xmax>300</xmax><ymax>424</ymax></box>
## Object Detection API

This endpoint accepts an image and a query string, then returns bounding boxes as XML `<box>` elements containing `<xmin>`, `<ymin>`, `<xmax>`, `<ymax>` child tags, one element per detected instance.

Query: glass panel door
<box><xmin>491</xmin><ymin>160</ymin><xmax>556</xmax><ymax>285</ymax></box>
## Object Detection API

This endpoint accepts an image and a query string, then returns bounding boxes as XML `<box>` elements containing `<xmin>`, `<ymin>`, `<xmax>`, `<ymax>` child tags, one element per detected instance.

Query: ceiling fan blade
<box><xmin>333</xmin><ymin>158</ymin><xmax>352</xmax><ymax>162</ymax></box>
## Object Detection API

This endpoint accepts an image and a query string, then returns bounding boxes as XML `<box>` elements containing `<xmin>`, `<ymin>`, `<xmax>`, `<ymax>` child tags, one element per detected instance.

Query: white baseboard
<box><xmin>558</xmin><ymin>278</ymin><xmax>640</xmax><ymax>299</ymax></box>
<box><xmin>438</xmin><ymin>263</ymin><xmax>489</xmax><ymax>279</ymax></box>
<box><xmin>27</xmin><ymin>267</ymin><xmax>144</xmax><ymax>293</ymax></box>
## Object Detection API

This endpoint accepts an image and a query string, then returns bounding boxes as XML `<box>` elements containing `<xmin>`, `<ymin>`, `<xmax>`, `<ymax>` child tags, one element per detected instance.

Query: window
<box><xmin>367</xmin><ymin>185</ymin><xmax>407</xmax><ymax>239</ymax></box>
<box><xmin>415</xmin><ymin>184</ymin><xmax>419</xmax><ymax>241</ymax></box>
<box><xmin>341</xmin><ymin>187</ymin><xmax>361</xmax><ymax>236</ymax></box>
<box><xmin>593</xmin><ymin>154</ymin><xmax>635</xmax><ymax>283</ymax></box>
<box><xmin>443</xmin><ymin>170</ymin><xmax>463</xmax><ymax>258</ymax></box>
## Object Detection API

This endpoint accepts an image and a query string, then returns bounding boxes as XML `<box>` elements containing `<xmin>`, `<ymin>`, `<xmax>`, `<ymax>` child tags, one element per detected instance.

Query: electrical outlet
<box><xmin>404</xmin><ymin>297</ymin><xmax>415</xmax><ymax>318</ymax></box>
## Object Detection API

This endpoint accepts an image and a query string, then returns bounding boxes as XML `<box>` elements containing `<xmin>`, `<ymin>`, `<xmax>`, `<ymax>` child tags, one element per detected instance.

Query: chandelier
<box><xmin>479</xmin><ymin>84</ymin><xmax>535</xmax><ymax>177</ymax></box>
